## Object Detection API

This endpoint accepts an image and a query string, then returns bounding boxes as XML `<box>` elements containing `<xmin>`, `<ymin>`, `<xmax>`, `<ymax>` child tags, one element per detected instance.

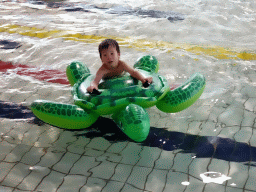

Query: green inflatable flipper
<box><xmin>31</xmin><ymin>100</ymin><xmax>99</xmax><ymax>129</ymax></box>
<box><xmin>112</xmin><ymin>104</ymin><xmax>150</xmax><ymax>142</ymax></box>
<box><xmin>156</xmin><ymin>73</ymin><xmax>206</xmax><ymax>113</ymax></box>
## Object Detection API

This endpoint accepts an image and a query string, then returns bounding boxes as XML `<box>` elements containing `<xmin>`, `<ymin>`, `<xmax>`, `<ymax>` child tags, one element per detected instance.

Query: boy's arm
<box><xmin>93</xmin><ymin>66</ymin><xmax>106</xmax><ymax>85</ymax></box>
<box><xmin>121</xmin><ymin>61</ymin><xmax>152</xmax><ymax>84</ymax></box>
<box><xmin>87</xmin><ymin>66</ymin><xmax>106</xmax><ymax>92</ymax></box>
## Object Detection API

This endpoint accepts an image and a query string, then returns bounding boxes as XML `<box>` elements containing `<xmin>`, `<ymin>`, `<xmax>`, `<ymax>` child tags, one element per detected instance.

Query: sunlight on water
<box><xmin>200</xmin><ymin>172</ymin><xmax>231</xmax><ymax>184</ymax></box>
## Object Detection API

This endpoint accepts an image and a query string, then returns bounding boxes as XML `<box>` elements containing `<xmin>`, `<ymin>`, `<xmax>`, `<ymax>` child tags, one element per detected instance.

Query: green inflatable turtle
<box><xmin>31</xmin><ymin>55</ymin><xmax>205</xmax><ymax>142</ymax></box>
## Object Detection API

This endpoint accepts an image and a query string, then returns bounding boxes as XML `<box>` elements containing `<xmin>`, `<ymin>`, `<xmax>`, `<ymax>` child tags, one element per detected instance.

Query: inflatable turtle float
<box><xmin>31</xmin><ymin>55</ymin><xmax>205</xmax><ymax>142</ymax></box>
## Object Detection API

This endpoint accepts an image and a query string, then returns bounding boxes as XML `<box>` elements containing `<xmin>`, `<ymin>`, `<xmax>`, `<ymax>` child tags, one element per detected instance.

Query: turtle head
<box><xmin>133</xmin><ymin>55</ymin><xmax>159</xmax><ymax>73</ymax></box>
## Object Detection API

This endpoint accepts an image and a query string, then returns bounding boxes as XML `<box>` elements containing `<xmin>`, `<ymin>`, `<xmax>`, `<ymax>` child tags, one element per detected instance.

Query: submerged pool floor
<box><xmin>0</xmin><ymin>64</ymin><xmax>256</xmax><ymax>191</ymax></box>
<box><xmin>1</xmin><ymin>1</ymin><xmax>256</xmax><ymax>191</ymax></box>
<box><xmin>0</xmin><ymin>35</ymin><xmax>256</xmax><ymax>192</ymax></box>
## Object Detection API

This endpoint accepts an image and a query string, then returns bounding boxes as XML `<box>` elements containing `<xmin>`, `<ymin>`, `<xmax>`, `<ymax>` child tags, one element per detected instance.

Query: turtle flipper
<box><xmin>112</xmin><ymin>104</ymin><xmax>150</xmax><ymax>142</ymax></box>
<box><xmin>31</xmin><ymin>100</ymin><xmax>99</xmax><ymax>129</ymax></box>
<box><xmin>156</xmin><ymin>73</ymin><xmax>206</xmax><ymax>113</ymax></box>
<box><xmin>133</xmin><ymin>55</ymin><xmax>159</xmax><ymax>73</ymax></box>
<box><xmin>66</xmin><ymin>61</ymin><xmax>91</xmax><ymax>86</ymax></box>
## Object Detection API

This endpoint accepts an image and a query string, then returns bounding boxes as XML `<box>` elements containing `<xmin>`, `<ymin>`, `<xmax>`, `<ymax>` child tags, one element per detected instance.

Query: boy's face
<box><xmin>100</xmin><ymin>45</ymin><xmax>120</xmax><ymax>69</ymax></box>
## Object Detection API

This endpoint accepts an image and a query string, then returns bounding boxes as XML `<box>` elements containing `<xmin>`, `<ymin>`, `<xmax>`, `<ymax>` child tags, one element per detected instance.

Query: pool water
<box><xmin>0</xmin><ymin>0</ymin><xmax>256</xmax><ymax>191</ymax></box>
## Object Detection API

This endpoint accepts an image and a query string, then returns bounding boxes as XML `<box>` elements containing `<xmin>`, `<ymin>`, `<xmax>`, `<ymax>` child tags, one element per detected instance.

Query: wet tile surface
<box><xmin>1</xmin><ymin>107</ymin><xmax>256</xmax><ymax>192</ymax></box>
<box><xmin>1</xmin><ymin>73</ymin><xmax>256</xmax><ymax>192</ymax></box>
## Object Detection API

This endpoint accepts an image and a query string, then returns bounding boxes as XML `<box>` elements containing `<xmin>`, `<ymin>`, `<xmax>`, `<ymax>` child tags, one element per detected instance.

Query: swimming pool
<box><xmin>0</xmin><ymin>0</ymin><xmax>256</xmax><ymax>191</ymax></box>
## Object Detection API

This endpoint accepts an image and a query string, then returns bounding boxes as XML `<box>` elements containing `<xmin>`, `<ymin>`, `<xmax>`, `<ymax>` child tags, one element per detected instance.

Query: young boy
<box><xmin>87</xmin><ymin>39</ymin><xmax>153</xmax><ymax>93</ymax></box>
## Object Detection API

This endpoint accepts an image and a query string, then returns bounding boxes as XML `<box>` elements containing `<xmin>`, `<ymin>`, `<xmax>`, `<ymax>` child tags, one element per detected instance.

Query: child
<box><xmin>87</xmin><ymin>39</ymin><xmax>153</xmax><ymax>93</ymax></box>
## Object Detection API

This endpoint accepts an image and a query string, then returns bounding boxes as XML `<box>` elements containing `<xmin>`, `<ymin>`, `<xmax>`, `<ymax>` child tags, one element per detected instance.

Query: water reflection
<box><xmin>0</xmin><ymin>101</ymin><xmax>34</xmax><ymax>119</ymax></box>
<box><xmin>20</xmin><ymin>0</ymin><xmax>185</xmax><ymax>22</ymax></box>
<box><xmin>200</xmin><ymin>172</ymin><xmax>231</xmax><ymax>184</ymax></box>
<box><xmin>0</xmin><ymin>40</ymin><xmax>21</xmax><ymax>49</ymax></box>
<box><xmin>181</xmin><ymin>181</ymin><xmax>190</xmax><ymax>186</ymax></box>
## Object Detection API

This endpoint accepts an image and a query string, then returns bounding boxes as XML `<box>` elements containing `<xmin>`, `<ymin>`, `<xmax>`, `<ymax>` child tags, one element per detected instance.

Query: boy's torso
<box><xmin>102</xmin><ymin>61</ymin><xmax>126</xmax><ymax>79</ymax></box>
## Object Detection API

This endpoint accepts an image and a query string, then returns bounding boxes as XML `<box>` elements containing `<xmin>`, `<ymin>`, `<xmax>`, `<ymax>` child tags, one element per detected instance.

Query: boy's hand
<box><xmin>142</xmin><ymin>77</ymin><xmax>153</xmax><ymax>88</ymax></box>
<box><xmin>87</xmin><ymin>83</ymin><xmax>98</xmax><ymax>93</ymax></box>
<box><xmin>143</xmin><ymin>77</ymin><xmax>153</xmax><ymax>84</ymax></box>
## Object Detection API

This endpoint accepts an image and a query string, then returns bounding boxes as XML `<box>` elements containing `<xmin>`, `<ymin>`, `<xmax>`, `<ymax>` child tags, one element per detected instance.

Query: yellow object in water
<box><xmin>1</xmin><ymin>24</ymin><xmax>256</xmax><ymax>61</ymax></box>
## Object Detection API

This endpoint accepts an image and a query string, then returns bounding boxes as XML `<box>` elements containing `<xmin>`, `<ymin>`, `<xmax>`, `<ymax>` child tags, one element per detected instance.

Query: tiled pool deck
<box><xmin>0</xmin><ymin>61</ymin><xmax>256</xmax><ymax>192</ymax></box>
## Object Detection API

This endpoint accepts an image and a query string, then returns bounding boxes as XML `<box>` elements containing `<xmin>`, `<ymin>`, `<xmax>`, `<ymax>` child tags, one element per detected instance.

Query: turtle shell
<box><xmin>72</xmin><ymin>69</ymin><xmax>169</xmax><ymax>115</ymax></box>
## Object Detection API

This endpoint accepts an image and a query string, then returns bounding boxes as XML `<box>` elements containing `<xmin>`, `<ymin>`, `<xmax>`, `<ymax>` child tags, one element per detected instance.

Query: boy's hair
<box><xmin>99</xmin><ymin>39</ymin><xmax>120</xmax><ymax>57</ymax></box>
